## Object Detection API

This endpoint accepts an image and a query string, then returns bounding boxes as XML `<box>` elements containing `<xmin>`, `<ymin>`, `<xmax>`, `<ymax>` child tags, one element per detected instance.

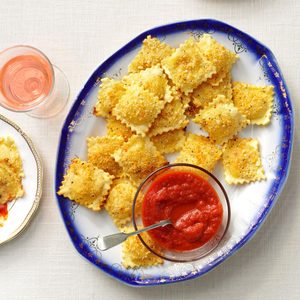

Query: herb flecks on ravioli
<box><xmin>148</xmin><ymin>91</ymin><xmax>189</xmax><ymax>137</ymax></box>
<box><xmin>222</xmin><ymin>137</ymin><xmax>265</xmax><ymax>184</ymax></box>
<box><xmin>122</xmin><ymin>226</ymin><xmax>164</xmax><ymax>268</ymax></box>
<box><xmin>192</xmin><ymin>73</ymin><xmax>232</xmax><ymax>109</ymax></box>
<box><xmin>87</xmin><ymin>136</ymin><xmax>124</xmax><ymax>177</ymax></box>
<box><xmin>105</xmin><ymin>178</ymin><xmax>140</xmax><ymax>228</ymax></box>
<box><xmin>232</xmin><ymin>82</ymin><xmax>274</xmax><ymax>125</ymax></box>
<box><xmin>175</xmin><ymin>133</ymin><xmax>222</xmax><ymax>172</ymax></box>
<box><xmin>151</xmin><ymin>129</ymin><xmax>186</xmax><ymax>154</ymax></box>
<box><xmin>193</xmin><ymin>95</ymin><xmax>249</xmax><ymax>144</ymax></box>
<box><xmin>112</xmin><ymin>84</ymin><xmax>165</xmax><ymax>136</ymax></box>
<box><xmin>162</xmin><ymin>37</ymin><xmax>216</xmax><ymax>94</ymax></box>
<box><xmin>0</xmin><ymin>137</ymin><xmax>24</xmax><ymax>205</ymax></box>
<box><xmin>128</xmin><ymin>35</ymin><xmax>174</xmax><ymax>73</ymax></box>
<box><xmin>57</xmin><ymin>158</ymin><xmax>113</xmax><ymax>211</ymax></box>
<box><xmin>112</xmin><ymin>135</ymin><xmax>168</xmax><ymax>184</ymax></box>
<box><xmin>123</xmin><ymin>65</ymin><xmax>172</xmax><ymax>103</ymax></box>
<box><xmin>94</xmin><ymin>78</ymin><xmax>126</xmax><ymax>117</ymax></box>
<box><xmin>198</xmin><ymin>34</ymin><xmax>237</xmax><ymax>86</ymax></box>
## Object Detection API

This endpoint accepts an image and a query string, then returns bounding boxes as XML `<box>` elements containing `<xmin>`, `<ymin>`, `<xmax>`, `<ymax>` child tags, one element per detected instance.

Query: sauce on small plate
<box><xmin>0</xmin><ymin>204</ymin><xmax>8</xmax><ymax>219</ymax></box>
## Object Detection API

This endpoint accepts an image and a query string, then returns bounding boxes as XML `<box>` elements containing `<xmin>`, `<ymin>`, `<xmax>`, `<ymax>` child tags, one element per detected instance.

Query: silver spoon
<box><xmin>98</xmin><ymin>219</ymin><xmax>171</xmax><ymax>251</ymax></box>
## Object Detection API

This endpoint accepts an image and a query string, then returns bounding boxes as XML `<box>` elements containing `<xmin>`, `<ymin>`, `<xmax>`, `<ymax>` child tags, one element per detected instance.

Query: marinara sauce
<box><xmin>0</xmin><ymin>204</ymin><xmax>8</xmax><ymax>219</ymax></box>
<box><xmin>142</xmin><ymin>171</ymin><xmax>223</xmax><ymax>251</ymax></box>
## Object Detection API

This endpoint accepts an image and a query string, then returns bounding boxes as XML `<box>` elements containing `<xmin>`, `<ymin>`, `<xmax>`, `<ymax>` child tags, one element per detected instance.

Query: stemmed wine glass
<box><xmin>0</xmin><ymin>45</ymin><xmax>69</xmax><ymax>118</ymax></box>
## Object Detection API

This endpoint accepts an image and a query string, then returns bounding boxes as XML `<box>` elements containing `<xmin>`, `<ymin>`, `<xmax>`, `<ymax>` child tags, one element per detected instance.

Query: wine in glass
<box><xmin>0</xmin><ymin>45</ymin><xmax>69</xmax><ymax>118</ymax></box>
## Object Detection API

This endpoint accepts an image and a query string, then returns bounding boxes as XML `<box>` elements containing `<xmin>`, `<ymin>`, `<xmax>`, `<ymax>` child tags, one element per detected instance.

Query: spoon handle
<box><xmin>98</xmin><ymin>219</ymin><xmax>171</xmax><ymax>251</ymax></box>
<box><xmin>126</xmin><ymin>219</ymin><xmax>171</xmax><ymax>237</ymax></box>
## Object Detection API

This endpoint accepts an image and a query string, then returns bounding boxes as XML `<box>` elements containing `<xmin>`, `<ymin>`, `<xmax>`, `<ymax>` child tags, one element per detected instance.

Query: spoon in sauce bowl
<box><xmin>98</xmin><ymin>204</ymin><xmax>207</xmax><ymax>251</ymax></box>
<box><xmin>97</xmin><ymin>219</ymin><xmax>171</xmax><ymax>251</ymax></box>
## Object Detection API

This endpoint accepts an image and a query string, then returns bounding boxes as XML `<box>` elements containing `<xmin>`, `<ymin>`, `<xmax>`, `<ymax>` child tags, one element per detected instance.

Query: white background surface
<box><xmin>0</xmin><ymin>1</ymin><xmax>299</xmax><ymax>299</ymax></box>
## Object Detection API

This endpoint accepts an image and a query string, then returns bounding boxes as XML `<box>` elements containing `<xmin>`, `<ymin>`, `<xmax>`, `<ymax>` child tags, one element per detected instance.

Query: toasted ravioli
<box><xmin>105</xmin><ymin>178</ymin><xmax>140</xmax><ymax>228</ymax></box>
<box><xmin>193</xmin><ymin>95</ymin><xmax>249</xmax><ymax>144</ymax></box>
<box><xmin>222</xmin><ymin>138</ymin><xmax>265</xmax><ymax>184</ymax></box>
<box><xmin>112</xmin><ymin>84</ymin><xmax>165</xmax><ymax>136</ymax></box>
<box><xmin>128</xmin><ymin>35</ymin><xmax>174</xmax><ymax>73</ymax></box>
<box><xmin>0</xmin><ymin>137</ymin><xmax>24</xmax><ymax>204</ymax></box>
<box><xmin>148</xmin><ymin>94</ymin><xmax>189</xmax><ymax>136</ymax></box>
<box><xmin>175</xmin><ymin>133</ymin><xmax>222</xmax><ymax>172</ymax></box>
<box><xmin>170</xmin><ymin>86</ymin><xmax>194</xmax><ymax>114</ymax></box>
<box><xmin>112</xmin><ymin>135</ymin><xmax>168</xmax><ymax>184</ymax></box>
<box><xmin>232</xmin><ymin>82</ymin><xmax>274</xmax><ymax>125</ymax></box>
<box><xmin>198</xmin><ymin>34</ymin><xmax>237</xmax><ymax>86</ymax></box>
<box><xmin>162</xmin><ymin>37</ymin><xmax>216</xmax><ymax>94</ymax></box>
<box><xmin>192</xmin><ymin>72</ymin><xmax>232</xmax><ymax>108</ymax></box>
<box><xmin>167</xmin><ymin>87</ymin><xmax>196</xmax><ymax>117</ymax></box>
<box><xmin>123</xmin><ymin>66</ymin><xmax>172</xmax><ymax>103</ymax></box>
<box><xmin>94</xmin><ymin>78</ymin><xmax>126</xmax><ymax>117</ymax></box>
<box><xmin>0</xmin><ymin>137</ymin><xmax>24</xmax><ymax>176</ymax></box>
<box><xmin>150</xmin><ymin>129</ymin><xmax>186</xmax><ymax>154</ymax></box>
<box><xmin>57</xmin><ymin>158</ymin><xmax>113</xmax><ymax>211</ymax></box>
<box><xmin>87</xmin><ymin>136</ymin><xmax>124</xmax><ymax>177</ymax></box>
<box><xmin>122</xmin><ymin>226</ymin><xmax>164</xmax><ymax>268</ymax></box>
<box><xmin>106</xmin><ymin>117</ymin><xmax>133</xmax><ymax>141</ymax></box>
<box><xmin>0</xmin><ymin>163</ymin><xmax>24</xmax><ymax>204</ymax></box>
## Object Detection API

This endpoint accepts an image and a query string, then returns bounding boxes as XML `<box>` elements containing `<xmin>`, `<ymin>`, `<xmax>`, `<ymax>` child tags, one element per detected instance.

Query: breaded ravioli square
<box><xmin>222</xmin><ymin>138</ymin><xmax>265</xmax><ymax>184</ymax></box>
<box><xmin>0</xmin><ymin>137</ymin><xmax>24</xmax><ymax>176</ymax></box>
<box><xmin>162</xmin><ymin>37</ymin><xmax>216</xmax><ymax>94</ymax></box>
<box><xmin>0</xmin><ymin>163</ymin><xmax>24</xmax><ymax>205</ymax></box>
<box><xmin>87</xmin><ymin>136</ymin><xmax>124</xmax><ymax>177</ymax></box>
<box><xmin>192</xmin><ymin>72</ymin><xmax>232</xmax><ymax>108</ymax></box>
<box><xmin>112</xmin><ymin>84</ymin><xmax>165</xmax><ymax>136</ymax></box>
<box><xmin>128</xmin><ymin>35</ymin><xmax>174</xmax><ymax>73</ymax></box>
<box><xmin>150</xmin><ymin>129</ymin><xmax>186</xmax><ymax>154</ymax></box>
<box><xmin>105</xmin><ymin>178</ymin><xmax>140</xmax><ymax>228</ymax></box>
<box><xmin>148</xmin><ymin>91</ymin><xmax>189</xmax><ymax>137</ymax></box>
<box><xmin>94</xmin><ymin>78</ymin><xmax>126</xmax><ymax>117</ymax></box>
<box><xmin>106</xmin><ymin>117</ymin><xmax>133</xmax><ymax>141</ymax></box>
<box><xmin>232</xmin><ymin>82</ymin><xmax>274</xmax><ymax>125</ymax></box>
<box><xmin>175</xmin><ymin>133</ymin><xmax>222</xmax><ymax>172</ymax></box>
<box><xmin>123</xmin><ymin>66</ymin><xmax>172</xmax><ymax>103</ymax></box>
<box><xmin>122</xmin><ymin>226</ymin><xmax>164</xmax><ymax>268</ymax></box>
<box><xmin>0</xmin><ymin>137</ymin><xmax>24</xmax><ymax>204</ymax></box>
<box><xmin>57</xmin><ymin>158</ymin><xmax>114</xmax><ymax>211</ymax></box>
<box><xmin>112</xmin><ymin>135</ymin><xmax>168</xmax><ymax>184</ymax></box>
<box><xmin>193</xmin><ymin>95</ymin><xmax>249</xmax><ymax>144</ymax></box>
<box><xmin>198</xmin><ymin>34</ymin><xmax>237</xmax><ymax>86</ymax></box>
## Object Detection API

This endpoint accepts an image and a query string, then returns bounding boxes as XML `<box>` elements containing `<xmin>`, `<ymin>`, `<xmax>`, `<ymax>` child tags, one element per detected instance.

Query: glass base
<box><xmin>27</xmin><ymin>65</ymin><xmax>70</xmax><ymax>118</ymax></box>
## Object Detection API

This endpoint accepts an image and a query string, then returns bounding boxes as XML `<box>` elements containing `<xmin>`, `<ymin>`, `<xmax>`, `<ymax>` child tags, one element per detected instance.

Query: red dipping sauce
<box><xmin>142</xmin><ymin>171</ymin><xmax>223</xmax><ymax>251</ymax></box>
<box><xmin>0</xmin><ymin>204</ymin><xmax>8</xmax><ymax>219</ymax></box>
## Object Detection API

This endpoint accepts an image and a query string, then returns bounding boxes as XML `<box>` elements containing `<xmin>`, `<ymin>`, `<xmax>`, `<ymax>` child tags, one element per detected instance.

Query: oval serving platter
<box><xmin>55</xmin><ymin>19</ymin><xmax>294</xmax><ymax>286</ymax></box>
<box><xmin>0</xmin><ymin>114</ymin><xmax>43</xmax><ymax>245</ymax></box>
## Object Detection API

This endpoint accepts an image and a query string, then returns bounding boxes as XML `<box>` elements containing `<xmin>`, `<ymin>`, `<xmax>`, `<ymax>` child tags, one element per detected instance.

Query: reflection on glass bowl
<box><xmin>132</xmin><ymin>163</ymin><xmax>230</xmax><ymax>263</ymax></box>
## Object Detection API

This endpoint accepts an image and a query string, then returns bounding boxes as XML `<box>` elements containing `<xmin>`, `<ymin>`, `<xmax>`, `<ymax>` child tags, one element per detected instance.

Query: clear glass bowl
<box><xmin>132</xmin><ymin>163</ymin><xmax>230</xmax><ymax>263</ymax></box>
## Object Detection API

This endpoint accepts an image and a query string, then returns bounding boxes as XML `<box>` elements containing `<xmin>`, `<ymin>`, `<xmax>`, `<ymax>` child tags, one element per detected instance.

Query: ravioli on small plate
<box><xmin>0</xmin><ymin>114</ymin><xmax>42</xmax><ymax>245</ymax></box>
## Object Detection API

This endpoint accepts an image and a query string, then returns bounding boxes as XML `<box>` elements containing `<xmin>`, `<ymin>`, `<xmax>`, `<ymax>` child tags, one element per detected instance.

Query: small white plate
<box><xmin>0</xmin><ymin>114</ymin><xmax>43</xmax><ymax>245</ymax></box>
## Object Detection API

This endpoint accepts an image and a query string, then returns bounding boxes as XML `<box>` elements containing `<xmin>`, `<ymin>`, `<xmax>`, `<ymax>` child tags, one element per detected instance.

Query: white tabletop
<box><xmin>0</xmin><ymin>1</ymin><xmax>299</xmax><ymax>299</ymax></box>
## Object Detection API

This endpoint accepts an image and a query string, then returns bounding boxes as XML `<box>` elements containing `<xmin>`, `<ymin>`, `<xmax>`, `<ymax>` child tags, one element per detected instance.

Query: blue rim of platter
<box><xmin>55</xmin><ymin>19</ymin><xmax>294</xmax><ymax>286</ymax></box>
